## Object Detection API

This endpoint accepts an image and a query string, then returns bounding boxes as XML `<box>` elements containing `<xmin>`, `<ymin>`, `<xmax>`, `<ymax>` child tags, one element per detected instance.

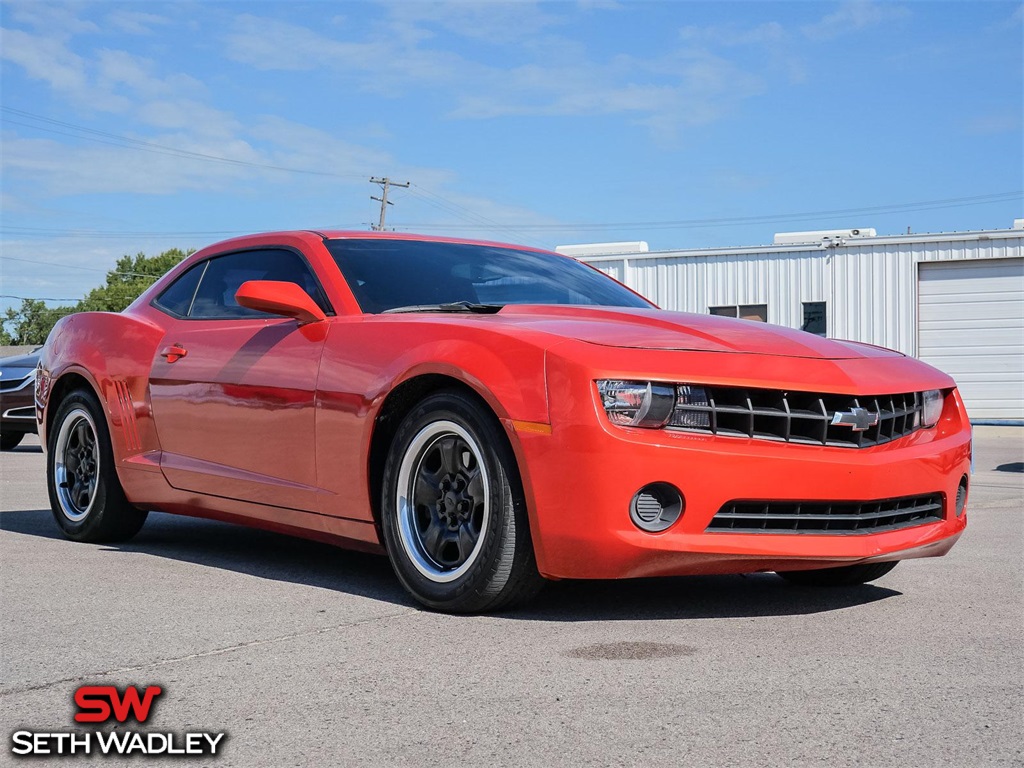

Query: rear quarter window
<box><xmin>153</xmin><ymin>262</ymin><xmax>206</xmax><ymax>317</ymax></box>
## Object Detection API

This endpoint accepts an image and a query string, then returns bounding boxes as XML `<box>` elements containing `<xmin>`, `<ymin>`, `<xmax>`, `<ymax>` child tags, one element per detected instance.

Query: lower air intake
<box><xmin>707</xmin><ymin>493</ymin><xmax>943</xmax><ymax>534</ymax></box>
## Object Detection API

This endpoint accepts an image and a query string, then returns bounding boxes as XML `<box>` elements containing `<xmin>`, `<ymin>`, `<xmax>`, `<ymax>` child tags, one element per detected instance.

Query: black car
<box><xmin>1</xmin><ymin>350</ymin><xmax>39</xmax><ymax>450</ymax></box>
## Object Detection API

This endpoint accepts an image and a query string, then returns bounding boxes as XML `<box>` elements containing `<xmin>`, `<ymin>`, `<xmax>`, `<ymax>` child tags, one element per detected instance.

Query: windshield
<box><xmin>326</xmin><ymin>238</ymin><xmax>652</xmax><ymax>314</ymax></box>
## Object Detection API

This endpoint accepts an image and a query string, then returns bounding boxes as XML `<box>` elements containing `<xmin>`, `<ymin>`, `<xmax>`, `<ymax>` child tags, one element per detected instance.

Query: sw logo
<box><xmin>74</xmin><ymin>684</ymin><xmax>163</xmax><ymax>723</ymax></box>
<box><xmin>9</xmin><ymin>684</ymin><xmax>225</xmax><ymax>758</ymax></box>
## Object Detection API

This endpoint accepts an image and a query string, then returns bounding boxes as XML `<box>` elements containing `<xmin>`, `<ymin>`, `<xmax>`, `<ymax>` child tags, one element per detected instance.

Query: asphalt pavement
<box><xmin>1</xmin><ymin>428</ymin><xmax>1021</xmax><ymax>767</ymax></box>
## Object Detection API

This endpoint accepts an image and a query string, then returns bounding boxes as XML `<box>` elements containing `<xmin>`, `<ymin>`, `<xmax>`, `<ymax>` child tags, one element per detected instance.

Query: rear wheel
<box><xmin>381</xmin><ymin>391</ymin><xmax>543</xmax><ymax>613</ymax></box>
<box><xmin>47</xmin><ymin>389</ymin><xmax>147</xmax><ymax>542</ymax></box>
<box><xmin>1</xmin><ymin>431</ymin><xmax>24</xmax><ymax>451</ymax></box>
<box><xmin>776</xmin><ymin>561</ymin><xmax>898</xmax><ymax>586</ymax></box>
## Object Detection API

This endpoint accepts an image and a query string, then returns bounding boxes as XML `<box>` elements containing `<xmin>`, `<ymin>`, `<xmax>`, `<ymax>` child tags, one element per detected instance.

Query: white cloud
<box><xmin>965</xmin><ymin>114</ymin><xmax>1022</xmax><ymax>136</ymax></box>
<box><xmin>801</xmin><ymin>1</ymin><xmax>911</xmax><ymax>41</ymax></box>
<box><xmin>106</xmin><ymin>10</ymin><xmax>171</xmax><ymax>36</ymax></box>
<box><xmin>680</xmin><ymin>21</ymin><xmax>786</xmax><ymax>47</ymax></box>
<box><xmin>225</xmin><ymin>14</ymin><xmax>463</xmax><ymax>94</ymax></box>
<box><xmin>224</xmin><ymin>12</ymin><xmax>768</xmax><ymax>140</ymax></box>
<box><xmin>225</xmin><ymin>15</ymin><xmax>385</xmax><ymax>73</ymax></box>
<box><xmin>6</xmin><ymin>1</ymin><xmax>99</xmax><ymax>37</ymax></box>
<box><xmin>95</xmin><ymin>49</ymin><xmax>206</xmax><ymax>101</ymax></box>
<box><xmin>382</xmin><ymin>1</ymin><xmax>565</xmax><ymax>45</ymax></box>
<box><xmin>2</xmin><ymin>134</ymin><xmax>254</xmax><ymax>196</ymax></box>
<box><xmin>677</xmin><ymin>20</ymin><xmax>805</xmax><ymax>84</ymax></box>
<box><xmin>244</xmin><ymin>116</ymin><xmax>400</xmax><ymax>187</ymax></box>
<box><xmin>1</xmin><ymin>28</ymin><xmax>90</xmax><ymax>95</ymax></box>
<box><xmin>136</xmin><ymin>100</ymin><xmax>241</xmax><ymax>138</ymax></box>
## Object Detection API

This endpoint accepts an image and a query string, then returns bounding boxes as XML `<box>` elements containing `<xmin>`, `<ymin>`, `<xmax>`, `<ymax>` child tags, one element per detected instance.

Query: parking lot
<box><xmin>1</xmin><ymin>428</ymin><xmax>1021</xmax><ymax>767</ymax></box>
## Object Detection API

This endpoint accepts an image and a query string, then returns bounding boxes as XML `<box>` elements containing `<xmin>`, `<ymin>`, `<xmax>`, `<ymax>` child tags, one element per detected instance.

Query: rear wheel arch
<box><xmin>46</xmin><ymin>387</ymin><xmax>148</xmax><ymax>542</ymax></box>
<box><xmin>46</xmin><ymin>371</ymin><xmax>101</xmax><ymax>442</ymax></box>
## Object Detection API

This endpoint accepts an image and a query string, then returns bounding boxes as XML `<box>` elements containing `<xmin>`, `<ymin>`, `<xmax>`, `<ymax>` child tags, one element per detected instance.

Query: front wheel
<box><xmin>776</xmin><ymin>560</ymin><xmax>898</xmax><ymax>586</ymax></box>
<box><xmin>381</xmin><ymin>391</ymin><xmax>544</xmax><ymax>613</ymax></box>
<box><xmin>47</xmin><ymin>389</ymin><xmax>147</xmax><ymax>542</ymax></box>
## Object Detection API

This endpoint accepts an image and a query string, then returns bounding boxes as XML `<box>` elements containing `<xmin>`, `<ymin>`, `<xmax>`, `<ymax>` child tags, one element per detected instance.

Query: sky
<box><xmin>1</xmin><ymin>0</ymin><xmax>1022</xmax><ymax>311</ymax></box>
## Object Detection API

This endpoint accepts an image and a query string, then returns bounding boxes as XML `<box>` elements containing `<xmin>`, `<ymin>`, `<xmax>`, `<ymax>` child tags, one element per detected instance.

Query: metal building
<box><xmin>568</xmin><ymin>226</ymin><xmax>1024</xmax><ymax>423</ymax></box>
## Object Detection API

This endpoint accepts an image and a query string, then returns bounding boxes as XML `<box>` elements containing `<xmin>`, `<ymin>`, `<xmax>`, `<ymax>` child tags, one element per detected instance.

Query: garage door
<box><xmin>918</xmin><ymin>258</ymin><xmax>1024</xmax><ymax>422</ymax></box>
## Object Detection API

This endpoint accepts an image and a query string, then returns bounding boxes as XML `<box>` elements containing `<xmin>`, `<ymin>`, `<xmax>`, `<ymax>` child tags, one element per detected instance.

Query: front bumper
<box><xmin>514</xmin><ymin>358</ymin><xmax>971</xmax><ymax>580</ymax></box>
<box><xmin>0</xmin><ymin>371</ymin><xmax>38</xmax><ymax>435</ymax></box>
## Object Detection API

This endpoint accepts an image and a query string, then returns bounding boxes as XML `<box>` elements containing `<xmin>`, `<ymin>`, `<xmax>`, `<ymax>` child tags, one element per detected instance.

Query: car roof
<box><xmin>218</xmin><ymin>230</ymin><xmax>558</xmax><ymax>256</ymax></box>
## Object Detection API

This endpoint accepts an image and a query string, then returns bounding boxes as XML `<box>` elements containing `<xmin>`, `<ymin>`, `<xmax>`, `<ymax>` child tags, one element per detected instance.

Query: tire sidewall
<box><xmin>47</xmin><ymin>390</ymin><xmax>122</xmax><ymax>540</ymax></box>
<box><xmin>381</xmin><ymin>392</ymin><xmax>520</xmax><ymax>610</ymax></box>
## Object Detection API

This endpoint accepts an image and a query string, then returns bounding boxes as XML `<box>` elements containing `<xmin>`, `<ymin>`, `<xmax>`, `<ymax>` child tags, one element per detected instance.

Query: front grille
<box><xmin>707</xmin><ymin>493</ymin><xmax>944</xmax><ymax>534</ymax></box>
<box><xmin>669</xmin><ymin>386</ymin><xmax>925</xmax><ymax>448</ymax></box>
<box><xmin>0</xmin><ymin>374</ymin><xmax>32</xmax><ymax>393</ymax></box>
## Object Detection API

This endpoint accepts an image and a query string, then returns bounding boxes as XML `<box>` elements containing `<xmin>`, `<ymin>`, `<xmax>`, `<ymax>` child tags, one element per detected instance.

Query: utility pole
<box><xmin>369</xmin><ymin>176</ymin><xmax>410</xmax><ymax>231</ymax></box>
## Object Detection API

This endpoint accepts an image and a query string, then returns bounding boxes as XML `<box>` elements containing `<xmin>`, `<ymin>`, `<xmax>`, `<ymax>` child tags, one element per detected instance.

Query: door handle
<box><xmin>160</xmin><ymin>344</ymin><xmax>188</xmax><ymax>363</ymax></box>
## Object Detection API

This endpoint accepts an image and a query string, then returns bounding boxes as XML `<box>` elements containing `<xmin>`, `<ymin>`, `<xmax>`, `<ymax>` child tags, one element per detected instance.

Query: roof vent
<box><xmin>773</xmin><ymin>228</ymin><xmax>876</xmax><ymax>245</ymax></box>
<box><xmin>555</xmin><ymin>241</ymin><xmax>649</xmax><ymax>257</ymax></box>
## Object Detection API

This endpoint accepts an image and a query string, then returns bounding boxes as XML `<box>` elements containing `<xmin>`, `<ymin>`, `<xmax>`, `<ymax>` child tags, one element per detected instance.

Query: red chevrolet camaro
<box><xmin>36</xmin><ymin>231</ymin><xmax>971</xmax><ymax>612</ymax></box>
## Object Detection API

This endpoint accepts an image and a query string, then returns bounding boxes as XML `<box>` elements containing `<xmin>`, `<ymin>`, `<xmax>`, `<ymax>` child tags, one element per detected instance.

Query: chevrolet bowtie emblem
<box><xmin>831</xmin><ymin>407</ymin><xmax>880</xmax><ymax>432</ymax></box>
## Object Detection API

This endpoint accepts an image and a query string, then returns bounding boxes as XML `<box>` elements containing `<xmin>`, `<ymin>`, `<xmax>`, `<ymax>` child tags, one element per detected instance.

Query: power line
<box><xmin>1</xmin><ymin>226</ymin><xmax>250</xmax><ymax>239</ymax></box>
<box><xmin>400</xmin><ymin>191</ymin><xmax>1024</xmax><ymax>232</ymax></box>
<box><xmin>0</xmin><ymin>293</ymin><xmax>81</xmax><ymax>303</ymax></box>
<box><xmin>1</xmin><ymin>108</ymin><xmax>554</xmax><ymax>246</ymax></box>
<box><xmin>0</xmin><ymin>255</ymin><xmax>161</xmax><ymax>280</ymax></box>
<box><xmin>0</xmin><ymin>189</ymin><xmax>1019</xmax><ymax>243</ymax></box>
<box><xmin>1</xmin><ymin>107</ymin><xmax>368</xmax><ymax>180</ymax></box>
<box><xmin>405</xmin><ymin>184</ymin><xmax>551</xmax><ymax>248</ymax></box>
<box><xmin>2</xmin><ymin>109</ymin><xmax>1020</xmax><ymax>240</ymax></box>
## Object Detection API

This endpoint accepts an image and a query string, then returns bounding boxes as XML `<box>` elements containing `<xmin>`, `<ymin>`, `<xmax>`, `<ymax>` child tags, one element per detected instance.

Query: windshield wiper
<box><xmin>381</xmin><ymin>301</ymin><xmax>504</xmax><ymax>315</ymax></box>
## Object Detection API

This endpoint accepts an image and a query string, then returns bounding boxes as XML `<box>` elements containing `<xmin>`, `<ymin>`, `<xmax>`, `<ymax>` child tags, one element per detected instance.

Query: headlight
<box><xmin>921</xmin><ymin>389</ymin><xmax>943</xmax><ymax>427</ymax></box>
<box><xmin>597</xmin><ymin>380</ymin><xmax>675</xmax><ymax>428</ymax></box>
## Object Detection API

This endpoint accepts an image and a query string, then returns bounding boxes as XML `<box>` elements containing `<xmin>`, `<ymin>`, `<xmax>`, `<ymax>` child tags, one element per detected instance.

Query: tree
<box><xmin>0</xmin><ymin>248</ymin><xmax>191</xmax><ymax>346</ymax></box>
<box><xmin>0</xmin><ymin>300</ymin><xmax>77</xmax><ymax>346</ymax></box>
<box><xmin>77</xmin><ymin>249</ymin><xmax>192</xmax><ymax>313</ymax></box>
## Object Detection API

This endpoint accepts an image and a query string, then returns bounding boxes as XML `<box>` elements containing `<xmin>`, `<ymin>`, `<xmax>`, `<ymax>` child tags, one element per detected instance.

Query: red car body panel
<box><xmin>36</xmin><ymin>230</ymin><xmax>970</xmax><ymax>579</ymax></box>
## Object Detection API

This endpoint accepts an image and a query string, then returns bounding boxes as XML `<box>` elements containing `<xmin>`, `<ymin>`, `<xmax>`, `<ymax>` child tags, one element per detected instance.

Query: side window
<box><xmin>709</xmin><ymin>304</ymin><xmax>768</xmax><ymax>322</ymax></box>
<box><xmin>154</xmin><ymin>262</ymin><xmax>206</xmax><ymax>317</ymax></box>
<box><xmin>802</xmin><ymin>301</ymin><xmax>827</xmax><ymax>336</ymax></box>
<box><xmin>187</xmin><ymin>249</ymin><xmax>329</xmax><ymax>320</ymax></box>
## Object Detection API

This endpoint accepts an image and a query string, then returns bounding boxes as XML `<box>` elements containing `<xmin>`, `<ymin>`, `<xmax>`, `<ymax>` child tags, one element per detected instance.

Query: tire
<box><xmin>381</xmin><ymin>391</ymin><xmax>544</xmax><ymax>613</ymax></box>
<box><xmin>47</xmin><ymin>389</ymin><xmax>147</xmax><ymax>542</ymax></box>
<box><xmin>776</xmin><ymin>560</ymin><xmax>898</xmax><ymax>587</ymax></box>
<box><xmin>1</xmin><ymin>431</ymin><xmax>24</xmax><ymax>451</ymax></box>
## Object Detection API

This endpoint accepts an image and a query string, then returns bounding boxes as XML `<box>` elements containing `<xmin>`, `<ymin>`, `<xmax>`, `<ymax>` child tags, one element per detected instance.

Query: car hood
<box><xmin>0</xmin><ymin>351</ymin><xmax>40</xmax><ymax>374</ymax></box>
<box><xmin>493</xmin><ymin>306</ymin><xmax>896</xmax><ymax>360</ymax></box>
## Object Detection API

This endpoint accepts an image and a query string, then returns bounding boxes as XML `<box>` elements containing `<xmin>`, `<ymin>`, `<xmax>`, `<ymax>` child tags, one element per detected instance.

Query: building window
<box><xmin>802</xmin><ymin>302</ymin><xmax>827</xmax><ymax>336</ymax></box>
<box><xmin>709</xmin><ymin>304</ymin><xmax>768</xmax><ymax>322</ymax></box>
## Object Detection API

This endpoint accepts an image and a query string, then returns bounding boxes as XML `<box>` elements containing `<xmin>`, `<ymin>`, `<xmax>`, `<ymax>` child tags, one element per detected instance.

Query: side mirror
<box><xmin>235</xmin><ymin>280</ymin><xmax>327</xmax><ymax>325</ymax></box>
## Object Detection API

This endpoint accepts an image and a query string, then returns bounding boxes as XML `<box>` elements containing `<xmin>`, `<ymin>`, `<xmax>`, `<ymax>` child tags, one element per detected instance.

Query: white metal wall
<box><xmin>586</xmin><ymin>231</ymin><xmax>1024</xmax><ymax>358</ymax></box>
<box><xmin>918</xmin><ymin>258</ymin><xmax>1024</xmax><ymax>421</ymax></box>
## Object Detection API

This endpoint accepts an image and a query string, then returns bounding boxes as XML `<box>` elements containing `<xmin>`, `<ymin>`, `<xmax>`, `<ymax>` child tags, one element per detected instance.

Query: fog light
<box><xmin>630</xmin><ymin>483</ymin><xmax>684</xmax><ymax>532</ymax></box>
<box><xmin>955</xmin><ymin>476</ymin><xmax>968</xmax><ymax>518</ymax></box>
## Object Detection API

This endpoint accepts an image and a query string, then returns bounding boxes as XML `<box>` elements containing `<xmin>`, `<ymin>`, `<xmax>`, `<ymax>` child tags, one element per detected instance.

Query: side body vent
<box><xmin>112</xmin><ymin>379</ymin><xmax>142</xmax><ymax>452</ymax></box>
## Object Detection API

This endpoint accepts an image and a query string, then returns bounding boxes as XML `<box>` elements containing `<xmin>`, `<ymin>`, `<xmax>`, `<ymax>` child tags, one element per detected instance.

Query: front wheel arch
<box><xmin>368</xmin><ymin>375</ymin><xmax>515</xmax><ymax>533</ymax></box>
<box><xmin>379</xmin><ymin>389</ymin><xmax>543</xmax><ymax>612</ymax></box>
